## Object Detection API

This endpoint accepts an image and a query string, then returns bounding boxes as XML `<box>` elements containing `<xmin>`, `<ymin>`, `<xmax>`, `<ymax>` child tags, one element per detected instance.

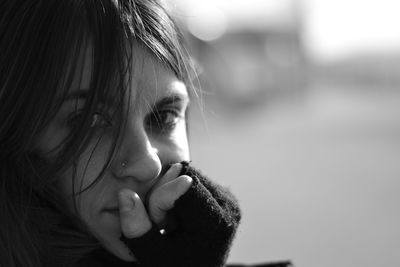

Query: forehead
<box><xmin>67</xmin><ymin>41</ymin><xmax>188</xmax><ymax>108</ymax></box>
<box><xmin>129</xmin><ymin>44</ymin><xmax>188</xmax><ymax>105</ymax></box>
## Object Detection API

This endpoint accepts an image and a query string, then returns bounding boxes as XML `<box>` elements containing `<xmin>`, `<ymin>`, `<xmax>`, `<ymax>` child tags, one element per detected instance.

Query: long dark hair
<box><xmin>0</xmin><ymin>0</ymin><xmax>194</xmax><ymax>266</ymax></box>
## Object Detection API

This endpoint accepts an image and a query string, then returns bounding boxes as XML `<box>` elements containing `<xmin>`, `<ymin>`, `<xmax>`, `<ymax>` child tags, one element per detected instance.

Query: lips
<box><xmin>103</xmin><ymin>207</ymin><xmax>120</xmax><ymax>215</ymax></box>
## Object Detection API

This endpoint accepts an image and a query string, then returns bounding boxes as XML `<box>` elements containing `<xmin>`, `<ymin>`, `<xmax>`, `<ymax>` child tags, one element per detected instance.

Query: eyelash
<box><xmin>67</xmin><ymin>111</ymin><xmax>112</xmax><ymax>129</ymax></box>
<box><xmin>146</xmin><ymin>108</ymin><xmax>183</xmax><ymax>134</ymax></box>
<box><xmin>67</xmin><ymin>107</ymin><xmax>184</xmax><ymax>133</ymax></box>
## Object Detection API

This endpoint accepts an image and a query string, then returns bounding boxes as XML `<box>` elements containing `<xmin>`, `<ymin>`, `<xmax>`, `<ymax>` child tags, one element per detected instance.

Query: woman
<box><xmin>0</xmin><ymin>1</ymin><xmax>291</xmax><ymax>266</ymax></box>
<box><xmin>0</xmin><ymin>0</ymin><xmax>242</xmax><ymax>266</ymax></box>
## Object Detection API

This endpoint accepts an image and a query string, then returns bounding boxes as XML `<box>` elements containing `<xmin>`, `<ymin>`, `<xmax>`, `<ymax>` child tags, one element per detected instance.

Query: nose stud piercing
<box><xmin>121</xmin><ymin>162</ymin><xmax>127</xmax><ymax>168</ymax></box>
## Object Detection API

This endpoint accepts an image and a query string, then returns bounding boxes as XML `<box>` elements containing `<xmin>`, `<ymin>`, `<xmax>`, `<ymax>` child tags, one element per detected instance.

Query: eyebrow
<box><xmin>62</xmin><ymin>89</ymin><xmax>89</xmax><ymax>102</ymax></box>
<box><xmin>61</xmin><ymin>89</ymin><xmax>190</xmax><ymax>108</ymax></box>
<box><xmin>61</xmin><ymin>89</ymin><xmax>121</xmax><ymax>108</ymax></box>
<box><xmin>61</xmin><ymin>89</ymin><xmax>95</xmax><ymax>106</ymax></box>
<box><xmin>153</xmin><ymin>94</ymin><xmax>189</xmax><ymax>109</ymax></box>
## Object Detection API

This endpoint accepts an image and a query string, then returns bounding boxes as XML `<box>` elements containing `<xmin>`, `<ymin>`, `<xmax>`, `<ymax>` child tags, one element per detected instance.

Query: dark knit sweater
<box><xmin>77</xmin><ymin>162</ymin><xmax>292</xmax><ymax>267</ymax></box>
<box><xmin>79</xmin><ymin>248</ymin><xmax>292</xmax><ymax>267</ymax></box>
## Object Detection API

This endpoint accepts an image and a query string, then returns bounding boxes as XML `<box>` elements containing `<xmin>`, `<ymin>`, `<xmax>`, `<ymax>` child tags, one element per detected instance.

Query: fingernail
<box><xmin>173</xmin><ymin>162</ymin><xmax>183</xmax><ymax>171</ymax></box>
<box><xmin>166</xmin><ymin>162</ymin><xmax>182</xmax><ymax>175</ymax></box>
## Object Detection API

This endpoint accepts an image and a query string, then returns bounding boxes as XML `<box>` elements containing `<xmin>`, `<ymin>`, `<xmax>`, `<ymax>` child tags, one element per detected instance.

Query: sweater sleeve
<box><xmin>120</xmin><ymin>162</ymin><xmax>241</xmax><ymax>267</ymax></box>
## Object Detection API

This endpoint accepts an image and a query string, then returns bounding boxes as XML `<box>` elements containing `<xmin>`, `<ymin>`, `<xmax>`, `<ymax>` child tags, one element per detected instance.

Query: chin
<box><xmin>91</xmin><ymin>214</ymin><xmax>137</xmax><ymax>262</ymax></box>
<box><xmin>107</xmin><ymin>239</ymin><xmax>136</xmax><ymax>262</ymax></box>
<box><xmin>99</xmin><ymin>231</ymin><xmax>137</xmax><ymax>262</ymax></box>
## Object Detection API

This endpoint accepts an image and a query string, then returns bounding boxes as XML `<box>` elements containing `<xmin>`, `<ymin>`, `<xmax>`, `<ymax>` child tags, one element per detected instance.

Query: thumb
<box><xmin>118</xmin><ymin>189</ymin><xmax>152</xmax><ymax>238</ymax></box>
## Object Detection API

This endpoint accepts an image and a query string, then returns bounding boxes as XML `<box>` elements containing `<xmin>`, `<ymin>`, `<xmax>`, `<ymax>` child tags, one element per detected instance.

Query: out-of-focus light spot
<box><xmin>186</xmin><ymin>5</ymin><xmax>228</xmax><ymax>41</ymax></box>
<box><xmin>301</xmin><ymin>0</ymin><xmax>400</xmax><ymax>62</ymax></box>
<box><xmin>172</xmin><ymin>0</ymin><xmax>295</xmax><ymax>33</ymax></box>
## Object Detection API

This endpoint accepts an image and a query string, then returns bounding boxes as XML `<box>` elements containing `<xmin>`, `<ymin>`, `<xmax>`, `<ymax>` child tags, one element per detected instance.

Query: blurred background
<box><xmin>167</xmin><ymin>1</ymin><xmax>400</xmax><ymax>267</ymax></box>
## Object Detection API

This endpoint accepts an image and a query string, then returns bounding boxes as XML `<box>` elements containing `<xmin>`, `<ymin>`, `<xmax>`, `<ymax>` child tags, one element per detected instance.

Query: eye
<box><xmin>67</xmin><ymin>111</ymin><xmax>112</xmax><ymax>129</ymax></box>
<box><xmin>146</xmin><ymin>108</ymin><xmax>183</xmax><ymax>134</ymax></box>
<box><xmin>89</xmin><ymin>112</ymin><xmax>112</xmax><ymax>128</ymax></box>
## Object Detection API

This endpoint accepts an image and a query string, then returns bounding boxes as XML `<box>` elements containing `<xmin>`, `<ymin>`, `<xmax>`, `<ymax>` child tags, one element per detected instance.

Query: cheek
<box><xmin>75</xmin><ymin>140</ymin><xmax>111</xmax><ymax>189</ymax></box>
<box><xmin>35</xmin><ymin>123</ymin><xmax>69</xmax><ymax>159</ymax></box>
<box><xmin>174</xmin><ymin>126</ymin><xmax>190</xmax><ymax>160</ymax></box>
<box><xmin>36</xmin><ymin>121</ymin><xmax>134</xmax><ymax>259</ymax></box>
<box><xmin>155</xmin><ymin>120</ymin><xmax>190</xmax><ymax>162</ymax></box>
<box><xmin>57</xmin><ymin>139</ymin><xmax>111</xmax><ymax>210</ymax></box>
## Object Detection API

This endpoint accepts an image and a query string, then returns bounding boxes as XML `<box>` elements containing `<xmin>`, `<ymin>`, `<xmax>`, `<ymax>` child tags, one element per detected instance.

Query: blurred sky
<box><xmin>301</xmin><ymin>0</ymin><xmax>400</xmax><ymax>61</ymax></box>
<box><xmin>170</xmin><ymin>0</ymin><xmax>400</xmax><ymax>61</ymax></box>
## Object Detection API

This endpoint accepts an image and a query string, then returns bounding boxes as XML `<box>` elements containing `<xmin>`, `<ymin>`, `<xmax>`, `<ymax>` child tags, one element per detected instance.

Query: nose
<box><xmin>113</xmin><ymin>124</ymin><xmax>162</xmax><ymax>184</ymax></box>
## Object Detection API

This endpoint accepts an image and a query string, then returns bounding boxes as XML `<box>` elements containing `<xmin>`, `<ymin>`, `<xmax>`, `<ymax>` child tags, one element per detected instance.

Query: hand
<box><xmin>118</xmin><ymin>163</ymin><xmax>193</xmax><ymax>238</ymax></box>
<box><xmin>119</xmin><ymin>162</ymin><xmax>241</xmax><ymax>267</ymax></box>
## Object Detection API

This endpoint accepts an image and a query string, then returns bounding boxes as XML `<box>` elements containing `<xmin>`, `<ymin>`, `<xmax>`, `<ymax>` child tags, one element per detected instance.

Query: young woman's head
<box><xmin>0</xmin><ymin>0</ymin><xmax>194</xmax><ymax>266</ymax></box>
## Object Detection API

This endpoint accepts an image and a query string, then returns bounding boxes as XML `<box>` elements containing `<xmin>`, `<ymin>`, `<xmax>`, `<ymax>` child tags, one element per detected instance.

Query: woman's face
<box><xmin>36</xmin><ymin>43</ymin><xmax>190</xmax><ymax>261</ymax></box>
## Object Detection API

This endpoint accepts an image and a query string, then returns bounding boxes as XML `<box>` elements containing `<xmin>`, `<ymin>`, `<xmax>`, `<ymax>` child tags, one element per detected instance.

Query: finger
<box><xmin>118</xmin><ymin>189</ymin><xmax>152</xmax><ymax>238</ymax></box>
<box><xmin>149</xmin><ymin>175</ymin><xmax>193</xmax><ymax>224</ymax></box>
<box><xmin>145</xmin><ymin>162</ymin><xmax>183</xmax><ymax>204</ymax></box>
<box><xmin>156</xmin><ymin>163</ymin><xmax>183</xmax><ymax>188</ymax></box>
